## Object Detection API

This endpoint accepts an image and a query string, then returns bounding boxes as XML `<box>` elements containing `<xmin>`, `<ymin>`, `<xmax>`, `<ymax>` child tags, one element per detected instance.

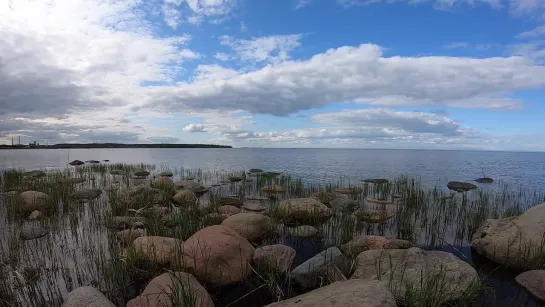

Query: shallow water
<box><xmin>1</xmin><ymin>148</ymin><xmax>545</xmax><ymax>191</ymax></box>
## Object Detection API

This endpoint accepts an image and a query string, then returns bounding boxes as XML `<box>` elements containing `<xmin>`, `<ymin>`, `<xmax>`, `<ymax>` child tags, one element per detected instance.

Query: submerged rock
<box><xmin>217</xmin><ymin>196</ymin><xmax>243</xmax><ymax>207</ymax></box>
<box><xmin>134</xmin><ymin>170</ymin><xmax>150</xmax><ymax>177</ymax></box>
<box><xmin>277</xmin><ymin>198</ymin><xmax>331</xmax><ymax>223</ymax></box>
<box><xmin>174</xmin><ymin>180</ymin><xmax>208</xmax><ymax>196</ymax></box>
<box><xmin>351</xmin><ymin>247</ymin><xmax>479</xmax><ymax>302</ymax></box>
<box><xmin>248</xmin><ymin>168</ymin><xmax>264</xmax><ymax>173</ymax></box>
<box><xmin>68</xmin><ymin>160</ymin><xmax>85</xmax><ymax>166</ymax></box>
<box><xmin>447</xmin><ymin>181</ymin><xmax>477</xmax><ymax>192</ymax></box>
<box><xmin>243</xmin><ymin>203</ymin><xmax>266</xmax><ymax>212</ymax></box>
<box><xmin>353</xmin><ymin>210</ymin><xmax>394</xmax><ymax>224</ymax></box>
<box><xmin>472</xmin><ymin>203</ymin><xmax>545</xmax><ymax>269</ymax></box>
<box><xmin>475</xmin><ymin>177</ymin><xmax>494</xmax><ymax>183</ymax></box>
<box><xmin>61</xmin><ymin>286</ymin><xmax>115</xmax><ymax>307</ymax></box>
<box><xmin>515</xmin><ymin>270</ymin><xmax>545</xmax><ymax>301</ymax></box>
<box><xmin>291</xmin><ymin>247</ymin><xmax>349</xmax><ymax>289</ymax></box>
<box><xmin>228</xmin><ymin>176</ymin><xmax>243</xmax><ymax>182</ymax></box>
<box><xmin>19</xmin><ymin>191</ymin><xmax>49</xmax><ymax>212</ymax></box>
<box><xmin>311</xmin><ymin>191</ymin><xmax>338</xmax><ymax>207</ymax></box>
<box><xmin>341</xmin><ymin>235</ymin><xmax>411</xmax><ymax>256</ymax></box>
<box><xmin>28</xmin><ymin>210</ymin><xmax>44</xmax><ymax>221</ymax></box>
<box><xmin>330</xmin><ymin>198</ymin><xmax>359</xmax><ymax>213</ymax></box>
<box><xmin>172</xmin><ymin>190</ymin><xmax>197</xmax><ymax>207</ymax></box>
<box><xmin>253</xmin><ymin>244</ymin><xmax>296</xmax><ymax>274</ymax></box>
<box><xmin>23</xmin><ymin>170</ymin><xmax>46</xmax><ymax>178</ymax></box>
<box><xmin>361</xmin><ymin>178</ymin><xmax>389</xmax><ymax>184</ymax></box>
<box><xmin>182</xmin><ymin>225</ymin><xmax>254</xmax><ymax>286</ymax></box>
<box><xmin>20</xmin><ymin>225</ymin><xmax>49</xmax><ymax>240</ymax></box>
<box><xmin>86</xmin><ymin>160</ymin><xmax>100</xmax><ymax>164</ymax></box>
<box><xmin>221</xmin><ymin>213</ymin><xmax>272</xmax><ymax>241</ymax></box>
<box><xmin>127</xmin><ymin>272</ymin><xmax>213</xmax><ymax>307</ymax></box>
<box><xmin>288</xmin><ymin>225</ymin><xmax>318</xmax><ymax>238</ymax></box>
<box><xmin>133</xmin><ymin>236</ymin><xmax>182</xmax><ymax>266</ymax></box>
<box><xmin>70</xmin><ymin>188</ymin><xmax>102</xmax><ymax>201</ymax></box>
<box><xmin>265</xmin><ymin>279</ymin><xmax>396</xmax><ymax>307</ymax></box>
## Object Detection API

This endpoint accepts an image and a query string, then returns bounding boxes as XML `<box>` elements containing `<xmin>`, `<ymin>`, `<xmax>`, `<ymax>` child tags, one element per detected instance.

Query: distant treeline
<box><xmin>0</xmin><ymin>143</ymin><xmax>232</xmax><ymax>149</ymax></box>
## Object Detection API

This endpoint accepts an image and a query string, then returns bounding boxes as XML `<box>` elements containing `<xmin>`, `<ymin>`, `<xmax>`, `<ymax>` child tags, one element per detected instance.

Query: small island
<box><xmin>0</xmin><ymin>143</ymin><xmax>232</xmax><ymax>149</ymax></box>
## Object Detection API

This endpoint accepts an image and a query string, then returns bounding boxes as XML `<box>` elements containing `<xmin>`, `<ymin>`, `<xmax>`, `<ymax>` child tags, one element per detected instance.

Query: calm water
<box><xmin>1</xmin><ymin>148</ymin><xmax>544</xmax><ymax>191</ymax></box>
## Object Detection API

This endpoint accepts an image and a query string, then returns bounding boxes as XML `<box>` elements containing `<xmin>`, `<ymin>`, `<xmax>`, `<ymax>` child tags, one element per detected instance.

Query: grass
<box><xmin>0</xmin><ymin>165</ymin><xmax>543</xmax><ymax>306</ymax></box>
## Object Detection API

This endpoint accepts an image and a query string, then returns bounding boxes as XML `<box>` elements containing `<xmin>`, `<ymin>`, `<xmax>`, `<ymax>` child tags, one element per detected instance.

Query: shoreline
<box><xmin>0</xmin><ymin>143</ymin><xmax>232</xmax><ymax>149</ymax></box>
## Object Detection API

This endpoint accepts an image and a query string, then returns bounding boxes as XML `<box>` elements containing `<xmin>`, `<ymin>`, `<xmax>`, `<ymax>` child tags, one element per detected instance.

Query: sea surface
<box><xmin>1</xmin><ymin>148</ymin><xmax>544</xmax><ymax>191</ymax></box>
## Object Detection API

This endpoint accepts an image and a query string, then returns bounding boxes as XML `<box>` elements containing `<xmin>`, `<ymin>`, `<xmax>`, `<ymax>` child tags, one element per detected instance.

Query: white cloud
<box><xmin>219</xmin><ymin>34</ymin><xmax>303</xmax><ymax>64</ymax></box>
<box><xmin>444</xmin><ymin>42</ymin><xmax>470</xmax><ymax>49</ymax></box>
<box><xmin>516</xmin><ymin>25</ymin><xmax>545</xmax><ymax>39</ymax></box>
<box><xmin>183</xmin><ymin>123</ymin><xmax>207</xmax><ymax>132</ymax></box>
<box><xmin>215</xmin><ymin>52</ymin><xmax>233</xmax><ymax>61</ymax></box>
<box><xmin>150</xmin><ymin>44</ymin><xmax>545</xmax><ymax>115</ymax></box>
<box><xmin>337</xmin><ymin>0</ymin><xmax>503</xmax><ymax>9</ymax></box>
<box><xmin>294</xmin><ymin>0</ymin><xmax>313</xmax><ymax>9</ymax></box>
<box><xmin>192</xmin><ymin>64</ymin><xmax>239</xmax><ymax>82</ymax></box>
<box><xmin>240</xmin><ymin>21</ymin><xmax>248</xmax><ymax>32</ymax></box>
<box><xmin>508</xmin><ymin>40</ymin><xmax>545</xmax><ymax>61</ymax></box>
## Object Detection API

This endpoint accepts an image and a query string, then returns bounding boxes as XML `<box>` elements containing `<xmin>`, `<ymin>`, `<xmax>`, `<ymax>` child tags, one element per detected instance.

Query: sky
<box><xmin>1</xmin><ymin>0</ymin><xmax>545</xmax><ymax>151</ymax></box>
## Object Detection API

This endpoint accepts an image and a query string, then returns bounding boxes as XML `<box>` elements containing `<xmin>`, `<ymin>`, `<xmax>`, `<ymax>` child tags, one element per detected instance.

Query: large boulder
<box><xmin>291</xmin><ymin>247</ymin><xmax>349</xmax><ymax>289</ymax></box>
<box><xmin>181</xmin><ymin>225</ymin><xmax>254</xmax><ymax>286</ymax></box>
<box><xmin>277</xmin><ymin>198</ymin><xmax>331</xmax><ymax>223</ymax></box>
<box><xmin>472</xmin><ymin>203</ymin><xmax>545</xmax><ymax>269</ymax></box>
<box><xmin>515</xmin><ymin>270</ymin><xmax>545</xmax><ymax>301</ymax></box>
<box><xmin>253</xmin><ymin>244</ymin><xmax>296</xmax><ymax>274</ymax></box>
<box><xmin>133</xmin><ymin>236</ymin><xmax>182</xmax><ymax>266</ymax></box>
<box><xmin>127</xmin><ymin>272</ymin><xmax>213</xmax><ymax>307</ymax></box>
<box><xmin>172</xmin><ymin>190</ymin><xmax>197</xmax><ymax>207</ymax></box>
<box><xmin>265</xmin><ymin>279</ymin><xmax>396</xmax><ymax>307</ymax></box>
<box><xmin>351</xmin><ymin>247</ymin><xmax>480</xmax><ymax>302</ymax></box>
<box><xmin>221</xmin><ymin>213</ymin><xmax>272</xmax><ymax>241</ymax></box>
<box><xmin>19</xmin><ymin>191</ymin><xmax>49</xmax><ymax>212</ymax></box>
<box><xmin>341</xmin><ymin>235</ymin><xmax>411</xmax><ymax>256</ymax></box>
<box><xmin>61</xmin><ymin>286</ymin><xmax>115</xmax><ymax>307</ymax></box>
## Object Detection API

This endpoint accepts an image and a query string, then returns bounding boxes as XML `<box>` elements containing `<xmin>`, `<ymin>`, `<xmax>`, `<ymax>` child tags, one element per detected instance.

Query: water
<box><xmin>2</xmin><ymin>148</ymin><xmax>545</xmax><ymax>191</ymax></box>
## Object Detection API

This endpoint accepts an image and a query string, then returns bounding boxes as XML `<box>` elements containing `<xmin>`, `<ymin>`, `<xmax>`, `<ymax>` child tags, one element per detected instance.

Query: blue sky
<box><xmin>1</xmin><ymin>0</ymin><xmax>545</xmax><ymax>150</ymax></box>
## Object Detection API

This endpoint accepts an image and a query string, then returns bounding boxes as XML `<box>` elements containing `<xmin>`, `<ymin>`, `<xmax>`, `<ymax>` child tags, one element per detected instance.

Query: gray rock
<box><xmin>20</xmin><ymin>225</ymin><xmax>49</xmax><ymax>240</ymax></box>
<box><xmin>277</xmin><ymin>198</ymin><xmax>331</xmax><ymax>223</ymax></box>
<box><xmin>515</xmin><ymin>270</ymin><xmax>545</xmax><ymax>301</ymax></box>
<box><xmin>351</xmin><ymin>247</ymin><xmax>480</xmax><ymax>302</ymax></box>
<box><xmin>61</xmin><ymin>286</ymin><xmax>115</xmax><ymax>307</ymax></box>
<box><xmin>472</xmin><ymin>203</ymin><xmax>545</xmax><ymax>269</ymax></box>
<box><xmin>265</xmin><ymin>279</ymin><xmax>396</xmax><ymax>307</ymax></box>
<box><xmin>291</xmin><ymin>247</ymin><xmax>349</xmax><ymax>289</ymax></box>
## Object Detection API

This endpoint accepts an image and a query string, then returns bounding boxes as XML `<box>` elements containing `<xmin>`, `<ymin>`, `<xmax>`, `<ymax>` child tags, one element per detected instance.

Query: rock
<box><xmin>112</xmin><ymin>216</ymin><xmax>147</xmax><ymax>230</ymax></box>
<box><xmin>336</xmin><ymin>187</ymin><xmax>363</xmax><ymax>195</ymax></box>
<box><xmin>245</xmin><ymin>196</ymin><xmax>270</xmax><ymax>201</ymax></box>
<box><xmin>117</xmin><ymin>228</ymin><xmax>146</xmax><ymax>246</ymax></box>
<box><xmin>311</xmin><ymin>192</ymin><xmax>338</xmax><ymax>207</ymax></box>
<box><xmin>447</xmin><ymin>181</ymin><xmax>477</xmax><ymax>192</ymax></box>
<box><xmin>103</xmin><ymin>159</ymin><xmax>110</xmax><ymax>162</ymax></box>
<box><xmin>221</xmin><ymin>213</ymin><xmax>272</xmax><ymax>241</ymax></box>
<box><xmin>265</xmin><ymin>279</ymin><xmax>396</xmax><ymax>307</ymax></box>
<box><xmin>515</xmin><ymin>270</ymin><xmax>545</xmax><ymax>301</ymax></box>
<box><xmin>134</xmin><ymin>170</ymin><xmax>150</xmax><ymax>177</ymax></box>
<box><xmin>110</xmin><ymin>169</ymin><xmax>122</xmax><ymax>175</ymax></box>
<box><xmin>28</xmin><ymin>210</ymin><xmax>44</xmax><ymax>221</ymax></box>
<box><xmin>151</xmin><ymin>177</ymin><xmax>173</xmax><ymax>189</ymax></box>
<box><xmin>23</xmin><ymin>170</ymin><xmax>46</xmax><ymax>178</ymax></box>
<box><xmin>175</xmin><ymin>180</ymin><xmax>208</xmax><ymax>195</ymax></box>
<box><xmin>472</xmin><ymin>203</ymin><xmax>545</xmax><ymax>269</ymax></box>
<box><xmin>159</xmin><ymin>171</ymin><xmax>173</xmax><ymax>177</ymax></box>
<box><xmin>351</xmin><ymin>247</ymin><xmax>479</xmax><ymax>302</ymax></box>
<box><xmin>361</xmin><ymin>179</ymin><xmax>389</xmax><ymax>184</ymax></box>
<box><xmin>133</xmin><ymin>236</ymin><xmax>182</xmax><ymax>266</ymax></box>
<box><xmin>291</xmin><ymin>247</ymin><xmax>349</xmax><ymax>289</ymax></box>
<box><xmin>20</xmin><ymin>225</ymin><xmax>49</xmax><ymax>240</ymax></box>
<box><xmin>248</xmin><ymin>168</ymin><xmax>264</xmax><ymax>173</ymax></box>
<box><xmin>70</xmin><ymin>188</ymin><xmax>102</xmax><ymax>200</ymax></box>
<box><xmin>263</xmin><ymin>185</ymin><xmax>285</xmax><ymax>193</ymax></box>
<box><xmin>353</xmin><ymin>210</ymin><xmax>394</xmax><ymax>223</ymax></box>
<box><xmin>288</xmin><ymin>225</ymin><xmax>318</xmax><ymax>238</ymax></box>
<box><xmin>19</xmin><ymin>191</ymin><xmax>49</xmax><ymax>212</ymax></box>
<box><xmin>145</xmin><ymin>206</ymin><xmax>171</xmax><ymax>217</ymax></box>
<box><xmin>218</xmin><ymin>205</ymin><xmax>240</xmax><ymax>217</ymax></box>
<box><xmin>204</xmin><ymin>213</ymin><xmax>225</xmax><ymax>224</ymax></box>
<box><xmin>172</xmin><ymin>190</ymin><xmax>197</xmax><ymax>207</ymax></box>
<box><xmin>253</xmin><ymin>244</ymin><xmax>296</xmax><ymax>274</ymax></box>
<box><xmin>61</xmin><ymin>286</ymin><xmax>115</xmax><ymax>307</ymax></box>
<box><xmin>277</xmin><ymin>198</ymin><xmax>331</xmax><ymax>223</ymax></box>
<box><xmin>68</xmin><ymin>160</ymin><xmax>85</xmax><ymax>166</ymax></box>
<box><xmin>132</xmin><ymin>176</ymin><xmax>147</xmax><ymax>180</ymax></box>
<box><xmin>243</xmin><ymin>203</ymin><xmax>266</xmax><ymax>212</ymax></box>
<box><xmin>365</xmin><ymin>198</ymin><xmax>393</xmax><ymax>206</ymax></box>
<box><xmin>228</xmin><ymin>176</ymin><xmax>243</xmax><ymax>182</ymax></box>
<box><xmin>182</xmin><ymin>225</ymin><xmax>255</xmax><ymax>286</ymax></box>
<box><xmin>127</xmin><ymin>272</ymin><xmax>213</xmax><ymax>307</ymax></box>
<box><xmin>324</xmin><ymin>264</ymin><xmax>347</xmax><ymax>283</ymax></box>
<box><xmin>341</xmin><ymin>235</ymin><xmax>411</xmax><ymax>256</ymax></box>
<box><xmin>123</xmin><ymin>184</ymin><xmax>159</xmax><ymax>197</ymax></box>
<box><xmin>86</xmin><ymin>160</ymin><xmax>100</xmax><ymax>164</ymax></box>
<box><xmin>217</xmin><ymin>196</ymin><xmax>243</xmax><ymax>207</ymax></box>
<box><xmin>475</xmin><ymin>177</ymin><xmax>494</xmax><ymax>183</ymax></box>
<box><xmin>330</xmin><ymin>198</ymin><xmax>359</xmax><ymax>213</ymax></box>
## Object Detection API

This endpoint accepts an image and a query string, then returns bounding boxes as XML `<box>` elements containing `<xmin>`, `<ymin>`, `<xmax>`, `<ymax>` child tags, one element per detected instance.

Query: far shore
<box><xmin>0</xmin><ymin>143</ymin><xmax>232</xmax><ymax>149</ymax></box>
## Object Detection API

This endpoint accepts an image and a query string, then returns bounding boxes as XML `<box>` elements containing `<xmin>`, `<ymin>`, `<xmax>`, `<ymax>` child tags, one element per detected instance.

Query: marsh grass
<box><xmin>0</xmin><ymin>166</ymin><xmax>543</xmax><ymax>306</ymax></box>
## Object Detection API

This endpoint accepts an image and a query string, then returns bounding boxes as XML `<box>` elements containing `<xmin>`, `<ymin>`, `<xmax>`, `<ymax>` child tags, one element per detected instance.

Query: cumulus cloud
<box><xmin>150</xmin><ymin>44</ymin><xmax>545</xmax><ymax>115</ymax></box>
<box><xmin>161</xmin><ymin>0</ymin><xmax>236</xmax><ymax>25</ymax></box>
<box><xmin>516</xmin><ymin>25</ymin><xmax>545</xmax><ymax>39</ymax></box>
<box><xmin>219</xmin><ymin>34</ymin><xmax>302</xmax><ymax>63</ymax></box>
<box><xmin>183</xmin><ymin>124</ymin><xmax>207</xmax><ymax>132</ymax></box>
